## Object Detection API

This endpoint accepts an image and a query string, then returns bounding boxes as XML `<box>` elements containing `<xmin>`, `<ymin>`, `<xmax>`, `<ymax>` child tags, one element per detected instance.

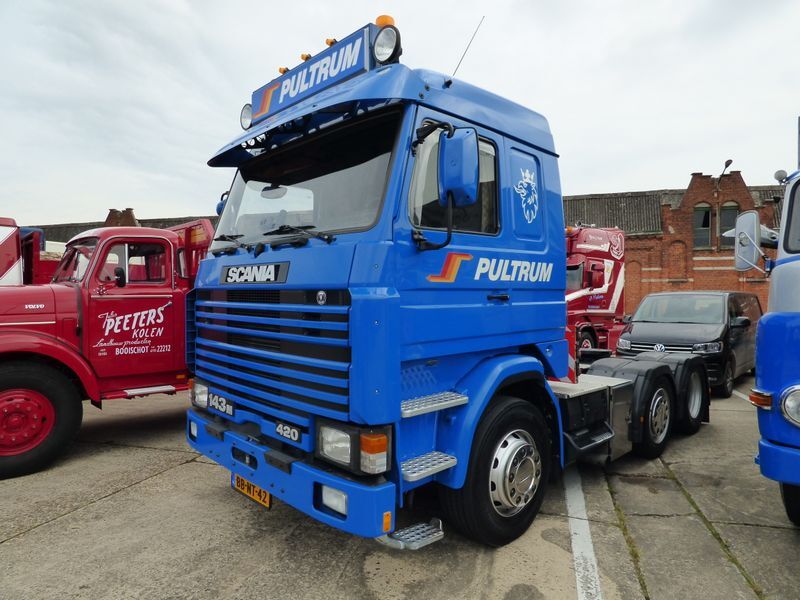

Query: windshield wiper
<box><xmin>212</xmin><ymin>234</ymin><xmax>249</xmax><ymax>255</ymax></box>
<box><xmin>262</xmin><ymin>225</ymin><xmax>336</xmax><ymax>244</ymax></box>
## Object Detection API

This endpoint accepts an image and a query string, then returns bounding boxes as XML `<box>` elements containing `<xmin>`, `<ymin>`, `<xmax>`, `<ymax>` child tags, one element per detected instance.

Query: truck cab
<box><xmin>186</xmin><ymin>17</ymin><xmax>707</xmax><ymax>548</ymax></box>
<box><xmin>734</xmin><ymin>170</ymin><xmax>800</xmax><ymax>525</ymax></box>
<box><xmin>0</xmin><ymin>219</ymin><xmax>213</xmax><ymax>476</ymax></box>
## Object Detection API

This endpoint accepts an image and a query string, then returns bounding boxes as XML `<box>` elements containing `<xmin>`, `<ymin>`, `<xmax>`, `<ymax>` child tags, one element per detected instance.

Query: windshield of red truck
<box><xmin>52</xmin><ymin>238</ymin><xmax>98</xmax><ymax>283</ymax></box>
<box><xmin>211</xmin><ymin>110</ymin><xmax>400</xmax><ymax>252</ymax></box>
<box><xmin>633</xmin><ymin>294</ymin><xmax>724</xmax><ymax>324</ymax></box>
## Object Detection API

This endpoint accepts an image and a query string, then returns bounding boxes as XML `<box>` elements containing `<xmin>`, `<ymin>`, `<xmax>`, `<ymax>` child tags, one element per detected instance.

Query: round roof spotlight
<box><xmin>373</xmin><ymin>25</ymin><xmax>402</xmax><ymax>65</ymax></box>
<box><xmin>240</xmin><ymin>103</ymin><xmax>253</xmax><ymax>130</ymax></box>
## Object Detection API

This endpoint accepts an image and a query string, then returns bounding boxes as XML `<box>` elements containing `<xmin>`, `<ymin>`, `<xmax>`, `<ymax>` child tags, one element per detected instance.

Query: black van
<box><xmin>616</xmin><ymin>291</ymin><xmax>762</xmax><ymax>397</ymax></box>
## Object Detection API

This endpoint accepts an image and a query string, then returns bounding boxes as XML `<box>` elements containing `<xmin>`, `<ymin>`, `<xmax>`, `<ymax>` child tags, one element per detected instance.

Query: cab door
<box><xmin>87</xmin><ymin>238</ymin><xmax>179</xmax><ymax>379</ymax></box>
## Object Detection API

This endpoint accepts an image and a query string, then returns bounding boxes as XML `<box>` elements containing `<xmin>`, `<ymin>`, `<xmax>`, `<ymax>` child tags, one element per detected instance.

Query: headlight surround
<box><xmin>373</xmin><ymin>25</ymin><xmax>402</xmax><ymax>64</ymax></box>
<box><xmin>692</xmin><ymin>341</ymin><xmax>723</xmax><ymax>354</ymax></box>
<box><xmin>617</xmin><ymin>338</ymin><xmax>631</xmax><ymax>351</ymax></box>
<box><xmin>191</xmin><ymin>380</ymin><xmax>209</xmax><ymax>409</ymax></box>
<box><xmin>781</xmin><ymin>387</ymin><xmax>800</xmax><ymax>426</ymax></box>
<box><xmin>240</xmin><ymin>103</ymin><xmax>252</xmax><ymax>130</ymax></box>
<box><xmin>315</xmin><ymin>418</ymin><xmax>391</xmax><ymax>475</ymax></box>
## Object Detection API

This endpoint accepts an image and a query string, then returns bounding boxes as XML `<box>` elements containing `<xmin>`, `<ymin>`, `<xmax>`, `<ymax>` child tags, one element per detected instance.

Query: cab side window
<box><xmin>97</xmin><ymin>242</ymin><xmax>167</xmax><ymax>284</ymax></box>
<box><xmin>409</xmin><ymin>130</ymin><xmax>498</xmax><ymax>234</ymax></box>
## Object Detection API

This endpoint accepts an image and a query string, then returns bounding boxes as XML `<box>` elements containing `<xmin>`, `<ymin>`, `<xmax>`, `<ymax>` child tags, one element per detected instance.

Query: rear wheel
<box><xmin>578</xmin><ymin>330</ymin><xmax>596</xmax><ymax>350</ymax></box>
<box><xmin>677</xmin><ymin>367</ymin><xmax>706</xmax><ymax>435</ymax></box>
<box><xmin>780</xmin><ymin>483</ymin><xmax>800</xmax><ymax>526</ymax></box>
<box><xmin>713</xmin><ymin>359</ymin><xmax>734</xmax><ymax>398</ymax></box>
<box><xmin>0</xmin><ymin>363</ymin><xmax>82</xmax><ymax>478</ymax></box>
<box><xmin>439</xmin><ymin>396</ymin><xmax>551</xmax><ymax>547</ymax></box>
<box><xmin>633</xmin><ymin>375</ymin><xmax>674</xmax><ymax>459</ymax></box>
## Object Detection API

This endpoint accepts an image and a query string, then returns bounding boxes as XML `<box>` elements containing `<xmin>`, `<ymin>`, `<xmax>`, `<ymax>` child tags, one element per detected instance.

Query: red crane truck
<box><xmin>565</xmin><ymin>225</ymin><xmax>626</xmax><ymax>351</ymax></box>
<box><xmin>0</xmin><ymin>219</ymin><xmax>213</xmax><ymax>477</ymax></box>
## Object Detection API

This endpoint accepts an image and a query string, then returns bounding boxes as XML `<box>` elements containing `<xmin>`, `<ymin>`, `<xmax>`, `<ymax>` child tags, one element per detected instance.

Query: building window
<box><xmin>693</xmin><ymin>204</ymin><xmax>712</xmax><ymax>248</ymax></box>
<box><xmin>719</xmin><ymin>202</ymin><xmax>739</xmax><ymax>248</ymax></box>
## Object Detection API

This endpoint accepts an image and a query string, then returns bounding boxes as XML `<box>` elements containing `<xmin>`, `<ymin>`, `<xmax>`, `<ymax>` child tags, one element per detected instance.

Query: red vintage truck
<box><xmin>565</xmin><ymin>225</ymin><xmax>626</xmax><ymax>351</ymax></box>
<box><xmin>0</xmin><ymin>219</ymin><xmax>213</xmax><ymax>476</ymax></box>
<box><xmin>0</xmin><ymin>218</ymin><xmax>62</xmax><ymax>286</ymax></box>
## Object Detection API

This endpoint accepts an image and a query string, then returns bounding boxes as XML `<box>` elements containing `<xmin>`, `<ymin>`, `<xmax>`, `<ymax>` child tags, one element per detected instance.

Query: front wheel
<box><xmin>713</xmin><ymin>359</ymin><xmax>734</xmax><ymax>398</ymax></box>
<box><xmin>632</xmin><ymin>375</ymin><xmax>674</xmax><ymax>459</ymax></box>
<box><xmin>0</xmin><ymin>362</ymin><xmax>83</xmax><ymax>478</ymax></box>
<box><xmin>578</xmin><ymin>330</ymin><xmax>596</xmax><ymax>350</ymax></box>
<box><xmin>439</xmin><ymin>396</ymin><xmax>552</xmax><ymax>547</ymax></box>
<box><xmin>780</xmin><ymin>483</ymin><xmax>800</xmax><ymax>526</ymax></box>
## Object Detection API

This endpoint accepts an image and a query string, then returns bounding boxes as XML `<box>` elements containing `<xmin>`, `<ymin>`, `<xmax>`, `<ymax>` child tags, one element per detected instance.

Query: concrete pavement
<box><xmin>2</xmin><ymin>376</ymin><xmax>798</xmax><ymax>599</ymax></box>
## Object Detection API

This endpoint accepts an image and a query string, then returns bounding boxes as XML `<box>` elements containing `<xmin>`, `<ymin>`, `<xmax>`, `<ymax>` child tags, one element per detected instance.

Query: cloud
<box><xmin>0</xmin><ymin>0</ymin><xmax>798</xmax><ymax>225</ymax></box>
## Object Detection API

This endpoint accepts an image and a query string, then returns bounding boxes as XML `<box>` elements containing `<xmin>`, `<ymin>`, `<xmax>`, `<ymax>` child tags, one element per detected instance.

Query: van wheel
<box><xmin>633</xmin><ymin>375</ymin><xmax>674</xmax><ymax>459</ymax></box>
<box><xmin>780</xmin><ymin>483</ymin><xmax>800</xmax><ymax>526</ymax></box>
<box><xmin>677</xmin><ymin>367</ymin><xmax>707</xmax><ymax>435</ymax></box>
<box><xmin>713</xmin><ymin>359</ymin><xmax>734</xmax><ymax>398</ymax></box>
<box><xmin>0</xmin><ymin>363</ymin><xmax>82</xmax><ymax>478</ymax></box>
<box><xmin>439</xmin><ymin>396</ymin><xmax>551</xmax><ymax>547</ymax></box>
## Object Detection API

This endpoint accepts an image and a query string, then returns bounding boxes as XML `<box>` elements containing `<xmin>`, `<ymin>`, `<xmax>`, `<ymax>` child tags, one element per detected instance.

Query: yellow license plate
<box><xmin>232</xmin><ymin>474</ymin><xmax>272</xmax><ymax>510</ymax></box>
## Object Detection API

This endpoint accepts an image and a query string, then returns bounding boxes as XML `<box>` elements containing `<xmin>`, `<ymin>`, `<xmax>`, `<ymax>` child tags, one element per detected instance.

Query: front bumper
<box><xmin>186</xmin><ymin>409</ymin><xmax>396</xmax><ymax>538</ymax></box>
<box><xmin>757</xmin><ymin>438</ymin><xmax>800</xmax><ymax>486</ymax></box>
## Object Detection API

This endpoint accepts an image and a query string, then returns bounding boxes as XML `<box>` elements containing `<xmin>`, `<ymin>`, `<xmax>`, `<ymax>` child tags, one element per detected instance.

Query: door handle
<box><xmin>487</xmin><ymin>293</ymin><xmax>510</xmax><ymax>302</ymax></box>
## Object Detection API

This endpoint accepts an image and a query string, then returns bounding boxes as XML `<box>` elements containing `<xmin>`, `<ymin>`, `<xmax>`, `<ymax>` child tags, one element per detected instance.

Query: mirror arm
<box><xmin>413</xmin><ymin>194</ymin><xmax>454</xmax><ymax>251</ymax></box>
<box><xmin>411</xmin><ymin>121</ymin><xmax>454</xmax><ymax>155</ymax></box>
<box><xmin>739</xmin><ymin>230</ymin><xmax>768</xmax><ymax>274</ymax></box>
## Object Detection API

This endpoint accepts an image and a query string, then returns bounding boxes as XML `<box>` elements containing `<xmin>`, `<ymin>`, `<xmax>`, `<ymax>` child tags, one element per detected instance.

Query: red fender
<box><xmin>0</xmin><ymin>331</ymin><xmax>99</xmax><ymax>400</ymax></box>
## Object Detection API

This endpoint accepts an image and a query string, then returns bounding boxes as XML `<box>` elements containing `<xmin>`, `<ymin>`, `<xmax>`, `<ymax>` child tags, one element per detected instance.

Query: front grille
<box><xmin>193</xmin><ymin>288</ymin><xmax>350</xmax><ymax>423</ymax></box>
<box><xmin>629</xmin><ymin>342</ymin><xmax>694</xmax><ymax>354</ymax></box>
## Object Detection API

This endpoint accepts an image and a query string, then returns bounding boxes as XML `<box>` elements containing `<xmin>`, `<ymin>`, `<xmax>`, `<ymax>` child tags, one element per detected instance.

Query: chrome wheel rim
<box><xmin>489</xmin><ymin>429</ymin><xmax>541</xmax><ymax>517</ymax></box>
<box><xmin>687</xmin><ymin>371</ymin><xmax>703</xmax><ymax>419</ymax></box>
<box><xmin>725</xmin><ymin>363</ymin><xmax>734</xmax><ymax>394</ymax></box>
<box><xmin>649</xmin><ymin>388</ymin><xmax>671</xmax><ymax>444</ymax></box>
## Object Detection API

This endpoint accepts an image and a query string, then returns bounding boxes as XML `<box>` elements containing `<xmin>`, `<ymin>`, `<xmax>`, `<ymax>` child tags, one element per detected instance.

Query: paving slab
<box><xmin>609</xmin><ymin>474</ymin><xmax>694</xmax><ymax>517</ymax></box>
<box><xmin>605</xmin><ymin>453</ymin><xmax>670</xmax><ymax>478</ymax></box>
<box><xmin>0</xmin><ymin>443</ymin><xmax>194</xmax><ymax>542</ymax></box>
<box><xmin>590</xmin><ymin>520</ymin><xmax>645</xmax><ymax>600</ymax></box>
<box><xmin>626</xmin><ymin>514</ymin><xmax>757</xmax><ymax>600</ymax></box>
<box><xmin>663</xmin><ymin>407</ymin><xmax>759</xmax><ymax>464</ymax></box>
<box><xmin>716</xmin><ymin>522</ymin><xmax>800</xmax><ymax>600</ymax></box>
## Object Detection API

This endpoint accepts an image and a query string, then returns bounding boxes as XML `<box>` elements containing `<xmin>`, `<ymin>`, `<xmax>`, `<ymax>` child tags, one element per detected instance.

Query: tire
<box><xmin>780</xmin><ymin>483</ymin><xmax>800</xmax><ymax>526</ymax></box>
<box><xmin>677</xmin><ymin>366</ymin><xmax>706</xmax><ymax>435</ymax></box>
<box><xmin>439</xmin><ymin>396</ymin><xmax>552</xmax><ymax>547</ymax></box>
<box><xmin>713</xmin><ymin>359</ymin><xmax>734</xmax><ymax>399</ymax></box>
<box><xmin>0</xmin><ymin>362</ymin><xmax>83</xmax><ymax>478</ymax></box>
<box><xmin>578</xmin><ymin>330</ymin><xmax>596</xmax><ymax>350</ymax></box>
<box><xmin>632</xmin><ymin>375</ymin><xmax>674</xmax><ymax>459</ymax></box>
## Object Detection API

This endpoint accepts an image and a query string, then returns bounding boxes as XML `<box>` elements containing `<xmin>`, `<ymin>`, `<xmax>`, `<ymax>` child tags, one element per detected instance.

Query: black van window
<box><xmin>736</xmin><ymin>295</ymin><xmax>762</xmax><ymax>323</ymax></box>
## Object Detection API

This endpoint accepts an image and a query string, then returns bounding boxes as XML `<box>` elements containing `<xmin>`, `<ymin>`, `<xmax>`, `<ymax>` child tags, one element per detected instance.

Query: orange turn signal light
<box><xmin>382</xmin><ymin>511</ymin><xmax>392</xmax><ymax>532</ymax></box>
<box><xmin>278</xmin><ymin>67</ymin><xmax>289</xmax><ymax>74</ymax></box>
<box><xmin>375</xmin><ymin>15</ymin><xmax>395</xmax><ymax>27</ymax></box>
<box><xmin>325</xmin><ymin>38</ymin><xmax>337</xmax><ymax>47</ymax></box>
<box><xmin>360</xmin><ymin>432</ymin><xmax>388</xmax><ymax>454</ymax></box>
<box><xmin>300</xmin><ymin>53</ymin><xmax>312</xmax><ymax>61</ymax></box>
<box><xmin>749</xmin><ymin>389</ymin><xmax>772</xmax><ymax>409</ymax></box>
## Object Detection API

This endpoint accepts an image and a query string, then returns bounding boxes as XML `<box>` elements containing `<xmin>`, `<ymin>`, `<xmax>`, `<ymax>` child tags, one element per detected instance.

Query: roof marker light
<box><xmin>300</xmin><ymin>53</ymin><xmax>312</xmax><ymax>61</ymax></box>
<box><xmin>325</xmin><ymin>38</ymin><xmax>337</xmax><ymax>47</ymax></box>
<box><xmin>239</xmin><ymin>103</ymin><xmax>252</xmax><ymax>130</ymax></box>
<box><xmin>278</xmin><ymin>67</ymin><xmax>289</xmax><ymax>74</ymax></box>
<box><xmin>375</xmin><ymin>15</ymin><xmax>395</xmax><ymax>27</ymax></box>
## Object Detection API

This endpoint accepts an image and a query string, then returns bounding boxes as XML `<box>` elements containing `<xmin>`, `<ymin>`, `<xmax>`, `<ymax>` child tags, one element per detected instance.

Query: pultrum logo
<box><xmin>427</xmin><ymin>252</ymin><xmax>473</xmax><ymax>283</ymax></box>
<box><xmin>251</xmin><ymin>82</ymin><xmax>281</xmax><ymax>120</ymax></box>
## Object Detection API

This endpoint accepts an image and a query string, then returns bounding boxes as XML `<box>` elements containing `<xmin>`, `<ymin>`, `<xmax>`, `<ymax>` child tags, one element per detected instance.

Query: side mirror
<box><xmin>734</xmin><ymin>210</ymin><xmax>762</xmax><ymax>272</ymax></box>
<box><xmin>622</xmin><ymin>314</ymin><xmax>632</xmax><ymax>324</ymax></box>
<box><xmin>438</xmin><ymin>128</ymin><xmax>479</xmax><ymax>208</ymax></box>
<box><xmin>731</xmin><ymin>316</ymin><xmax>751</xmax><ymax>328</ymax></box>
<box><xmin>113</xmin><ymin>266</ymin><xmax>126</xmax><ymax>288</ymax></box>
<box><xmin>590</xmin><ymin>270</ymin><xmax>604</xmax><ymax>289</ymax></box>
<box><xmin>216</xmin><ymin>191</ymin><xmax>229</xmax><ymax>217</ymax></box>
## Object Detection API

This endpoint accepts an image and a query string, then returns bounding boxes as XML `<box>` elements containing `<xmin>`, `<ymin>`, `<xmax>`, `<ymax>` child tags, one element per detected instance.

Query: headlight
<box><xmin>240</xmin><ymin>103</ymin><xmax>252</xmax><ymax>130</ymax></box>
<box><xmin>191</xmin><ymin>381</ymin><xmax>208</xmax><ymax>409</ymax></box>
<box><xmin>617</xmin><ymin>338</ymin><xmax>631</xmax><ymax>350</ymax></box>
<box><xmin>692</xmin><ymin>342</ymin><xmax>723</xmax><ymax>353</ymax></box>
<box><xmin>373</xmin><ymin>25</ymin><xmax>402</xmax><ymax>64</ymax></box>
<box><xmin>316</xmin><ymin>419</ymin><xmax>391</xmax><ymax>475</ymax></box>
<box><xmin>782</xmin><ymin>388</ymin><xmax>800</xmax><ymax>426</ymax></box>
<box><xmin>318</xmin><ymin>425</ymin><xmax>351</xmax><ymax>465</ymax></box>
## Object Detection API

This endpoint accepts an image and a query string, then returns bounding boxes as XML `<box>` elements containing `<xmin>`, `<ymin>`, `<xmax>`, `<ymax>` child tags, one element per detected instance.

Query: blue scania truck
<box><xmin>186</xmin><ymin>17</ymin><xmax>709</xmax><ymax>548</ymax></box>
<box><xmin>734</xmin><ymin>170</ymin><xmax>800</xmax><ymax>525</ymax></box>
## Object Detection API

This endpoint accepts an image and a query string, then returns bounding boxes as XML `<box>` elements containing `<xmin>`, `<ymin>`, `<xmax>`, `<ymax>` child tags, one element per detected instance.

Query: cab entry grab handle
<box><xmin>487</xmin><ymin>293</ymin><xmax>510</xmax><ymax>302</ymax></box>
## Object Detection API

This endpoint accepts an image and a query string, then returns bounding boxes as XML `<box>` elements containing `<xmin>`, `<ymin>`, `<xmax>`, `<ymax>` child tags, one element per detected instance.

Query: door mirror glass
<box><xmin>438</xmin><ymin>128</ymin><xmax>479</xmax><ymax>208</ymax></box>
<box><xmin>113</xmin><ymin>266</ymin><xmax>126</xmax><ymax>288</ymax></box>
<box><xmin>734</xmin><ymin>210</ymin><xmax>761</xmax><ymax>271</ymax></box>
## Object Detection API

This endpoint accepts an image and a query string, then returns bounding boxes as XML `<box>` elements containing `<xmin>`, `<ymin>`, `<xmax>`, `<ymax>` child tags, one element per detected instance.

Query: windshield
<box><xmin>52</xmin><ymin>238</ymin><xmax>98</xmax><ymax>283</ymax></box>
<box><xmin>633</xmin><ymin>294</ymin><xmax>724</xmax><ymax>324</ymax></box>
<box><xmin>566</xmin><ymin>264</ymin><xmax>584</xmax><ymax>292</ymax></box>
<box><xmin>211</xmin><ymin>111</ymin><xmax>400</xmax><ymax>251</ymax></box>
<box><xmin>784</xmin><ymin>181</ymin><xmax>800</xmax><ymax>253</ymax></box>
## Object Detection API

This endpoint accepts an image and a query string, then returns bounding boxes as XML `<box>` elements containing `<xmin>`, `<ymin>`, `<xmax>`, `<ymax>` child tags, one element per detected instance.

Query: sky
<box><xmin>0</xmin><ymin>0</ymin><xmax>798</xmax><ymax>225</ymax></box>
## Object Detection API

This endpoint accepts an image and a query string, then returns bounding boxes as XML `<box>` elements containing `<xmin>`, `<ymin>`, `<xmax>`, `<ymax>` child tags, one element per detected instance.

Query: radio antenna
<box><xmin>451</xmin><ymin>16</ymin><xmax>485</xmax><ymax>78</ymax></box>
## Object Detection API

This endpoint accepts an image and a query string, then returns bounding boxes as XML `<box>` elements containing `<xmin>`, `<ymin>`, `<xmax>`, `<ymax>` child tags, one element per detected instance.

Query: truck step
<box><xmin>400</xmin><ymin>391</ymin><xmax>468</xmax><ymax>418</ymax></box>
<box><xmin>564</xmin><ymin>421</ymin><xmax>615</xmax><ymax>453</ymax></box>
<box><xmin>401</xmin><ymin>451</ymin><xmax>457</xmax><ymax>482</ymax></box>
<box><xmin>375</xmin><ymin>518</ymin><xmax>444</xmax><ymax>550</ymax></box>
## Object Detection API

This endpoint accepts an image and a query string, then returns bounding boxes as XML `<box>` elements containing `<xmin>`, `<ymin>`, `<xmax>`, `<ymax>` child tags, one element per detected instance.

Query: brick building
<box><xmin>565</xmin><ymin>172</ymin><xmax>783</xmax><ymax>312</ymax></box>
